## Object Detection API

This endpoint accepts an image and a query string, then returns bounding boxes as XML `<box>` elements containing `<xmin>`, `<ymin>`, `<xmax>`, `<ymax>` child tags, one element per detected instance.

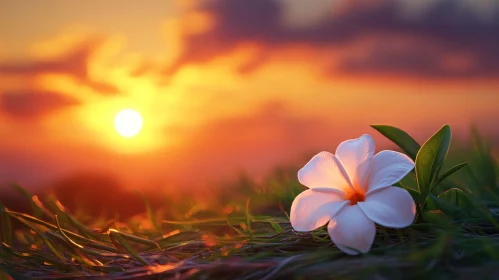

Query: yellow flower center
<box><xmin>346</xmin><ymin>191</ymin><xmax>365</xmax><ymax>205</ymax></box>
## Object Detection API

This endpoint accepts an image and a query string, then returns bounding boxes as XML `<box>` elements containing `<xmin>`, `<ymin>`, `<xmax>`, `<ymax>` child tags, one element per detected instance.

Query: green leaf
<box><xmin>426</xmin><ymin>188</ymin><xmax>476</xmax><ymax>218</ymax></box>
<box><xmin>433</xmin><ymin>162</ymin><xmax>468</xmax><ymax>187</ymax></box>
<box><xmin>407</xmin><ymin>188</ymin><xmax>422</xmax><ymax>203</ymax></box>
<box><xmin>438</xmin><ymin>188</ymin><xmax>475</xmax><ymax>209</ymax></box>
<box><xmin>415</xmin><ymin>125</ymin><xmax>452</xmax><ymax>197</ymax></box>
<box><xmin>422</xmin><ymin>210</ymin><xmax>452</xmax><ymax>225</ymax></box>
<box><xmin>371</xmin><ymin>125</ymin><xmax>420</xmax><ymax>160</ymax></box>
<box><xmin>394</xmin><ymin>181</ymin><xmax>421</xmax><ymax>202</ymax></box>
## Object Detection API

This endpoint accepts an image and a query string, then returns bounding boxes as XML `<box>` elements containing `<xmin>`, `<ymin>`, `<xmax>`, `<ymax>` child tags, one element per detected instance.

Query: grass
<box><xmin>1</xmin><ymin>130</ymin><xmax>499</xmax><ymax>279</ymax></box>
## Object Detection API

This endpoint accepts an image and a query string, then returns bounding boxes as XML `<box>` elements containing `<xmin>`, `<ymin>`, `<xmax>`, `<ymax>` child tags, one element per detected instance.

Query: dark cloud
<box><xmin>0</xmin><ymin>37</ymin><xmax>119</xmax><ymax>94</ymax></box>
<box><xmin>337</xmin><ymin>41</ymin><xmax>492</xmax><ymax>78</ymax></box>
<box><xmin>167</xmin><ymin>0</ymin><xmax>499</xmax><ymax>78</ymax></box>
<box><xmin>0</xmin><ymin>90</ymin><xmax>80</xmax><ymax>119</ymax></box>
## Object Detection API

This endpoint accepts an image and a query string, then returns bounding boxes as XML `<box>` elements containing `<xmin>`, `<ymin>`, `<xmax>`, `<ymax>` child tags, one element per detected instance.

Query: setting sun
<box><xmin>114</xmin><ymin>109</ymin><xmax>143</xmax><ymax>138</ymax></box>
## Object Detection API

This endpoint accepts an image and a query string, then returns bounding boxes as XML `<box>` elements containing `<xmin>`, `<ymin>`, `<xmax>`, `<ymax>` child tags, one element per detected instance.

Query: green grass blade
<box><xmin>0</xmin><ymin>202</ymin><xmax>12</xmax><ymax>246</ymax></box>
<box><xmin>162</xmin><ymin>217</ymin><xmax>247</xmax><ymax>225</ymax></box>
<box><xmin>269</xmin><ymin>222</ymin><xmax>283</xmax><ymax>233</ymax></box>
<box><xmin>46</xmin><ymin>195</ymin><xmax>96</xmax><ymax>239</ymax></box>
<box><xmin>13</xmin><ymin>215</ymin><xmax>67</xmax><ymax>264</ymax></box>
<box><xmin>245</xmin><ymin>198</ymin><xmax>253</xmax><ymax>240</ymax></box>
<box><xmin>109</xmin><ymin>229</ymin><xmax>150</xmax><ymax>265</ymax></box>
<box><xmin>51</xmin><ymin>220</ymin><xmax>104</xmax><ymax>267</ymax></box>
<box><xmin>226</xmin><ymin>220</ymin><xmax>244</xmax><ymax>235</ymax></box>
<box><xmin>112</xmin><ymin>230</ymin><xmax>160</xmax><ymax>249</ymax></box>
<box><xmin>433</xmin><ymin>162</ymin><xmax>468</xmax><ymax>188</ymax></box>
<box><xmin>6</xmin><ymin>209</ymin><xmax>118</xmax><ymax>253</ymax></box>
<box><xmin>54</xmin><ymin>215</ymin><xmax>84</xmax><ymax>249</ymax></box>
<box><xmin>11</xmin><ymin>184</ymin><xmax>45</xmax><ymax>218</ymax></box>
<box><xmin>136</xmin><ymin>190</ymin><xmax>161</xmax><ymax>233</ymax></box>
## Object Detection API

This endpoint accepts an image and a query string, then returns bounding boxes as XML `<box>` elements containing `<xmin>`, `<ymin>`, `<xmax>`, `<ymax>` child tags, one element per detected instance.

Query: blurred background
<box><xmin>0</xmin><ymin>0</ymin><xmax>498</xmax><ymax>216</ymax></box>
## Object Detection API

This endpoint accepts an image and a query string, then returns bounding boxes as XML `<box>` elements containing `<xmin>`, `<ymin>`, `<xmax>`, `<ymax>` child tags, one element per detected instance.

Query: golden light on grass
<box><xmin>114</xmin><ymin>109</ymin><xmax>143</xmax><ymax>138</ymax></box>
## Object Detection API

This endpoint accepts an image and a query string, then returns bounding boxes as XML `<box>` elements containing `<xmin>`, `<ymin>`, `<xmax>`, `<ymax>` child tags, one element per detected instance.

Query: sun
<box><xmin>114</xmin><ymin>109</ymin><xmax>143</xmax><ymax>138</ymax></box>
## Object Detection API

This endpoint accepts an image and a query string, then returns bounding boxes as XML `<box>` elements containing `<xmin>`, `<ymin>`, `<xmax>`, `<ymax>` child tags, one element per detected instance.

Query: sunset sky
<box><xmin>1</xmin><ymin>0</ymin><xmax>498</xmax><ymax>193</ymax></box>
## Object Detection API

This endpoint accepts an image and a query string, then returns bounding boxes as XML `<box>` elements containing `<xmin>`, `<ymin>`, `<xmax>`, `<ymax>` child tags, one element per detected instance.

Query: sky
<box><xmin>0</xmin><ymin>0</ymin><xmax>498</xmax><ymax>194</ymax></box>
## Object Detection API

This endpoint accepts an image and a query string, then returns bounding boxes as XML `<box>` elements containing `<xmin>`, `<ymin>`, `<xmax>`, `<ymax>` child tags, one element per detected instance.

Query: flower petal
<box><xmin>358</xmin><ymin>186</ymin><xmax>416</xmax><ymax>228</ymax></box>
<box><xmin>291</xmin><ymin>189</ymin><xmax>348</xmax><ymax>232</ymax></box>
<box><xmin>298</xmin><ymin>151</ymin><xmax>353</xmax><ymax>193</ymax></box>
<box><xmin>335</xmin><ymin>134</ymin><xmax>375</xmax><ymax>192</ymax></box>
<box><xmin>366</xmin><ymin>150</ymin><xmax>414</xmax><ymax>194</ymax></box>
<box><xmin>327</xmin><ymin>205</ymin><xmax>376</xmax><ymax>255</ymax></box>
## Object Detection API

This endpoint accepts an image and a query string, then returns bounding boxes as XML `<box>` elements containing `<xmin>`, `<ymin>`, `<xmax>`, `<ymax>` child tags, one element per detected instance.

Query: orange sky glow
<box><xmin>1</xmin><ymin>0</ymin><xmax>498</xmax><ymax>194</ymax></box>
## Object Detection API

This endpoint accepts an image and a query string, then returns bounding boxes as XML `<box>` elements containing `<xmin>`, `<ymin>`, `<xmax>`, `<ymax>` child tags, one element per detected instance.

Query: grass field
<box><xmin>1</xmin><ymin>126</ymin><xmax>499</xmax><ymax>279</ymax></box>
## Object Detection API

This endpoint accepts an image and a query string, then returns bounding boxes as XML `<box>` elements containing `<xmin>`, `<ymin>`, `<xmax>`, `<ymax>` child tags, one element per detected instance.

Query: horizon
<box><xmin>1</xmin><ymin>0</ymin><xmax>498</xmax><ymax>192</ymax></box>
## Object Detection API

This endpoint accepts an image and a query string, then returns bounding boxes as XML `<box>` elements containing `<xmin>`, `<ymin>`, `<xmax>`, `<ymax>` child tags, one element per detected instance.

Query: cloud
<box><xmin>0</xmin><ymin>36</ymin><xmax>119</xmax><ymax>94</ymax></box>
<box><xmin>337</xmin><ymin>40</ymin><xmax>491</xmax><ymax>78</ymax></box>
<box><xmin>166</xmin><ymin>0</ymin><xmax>499</xmax><ymax>78</ymax></box>
<box><xmin>0</xmin><ymin>90</ymin><xmax>80</xmax><ymax>120</ymax></box>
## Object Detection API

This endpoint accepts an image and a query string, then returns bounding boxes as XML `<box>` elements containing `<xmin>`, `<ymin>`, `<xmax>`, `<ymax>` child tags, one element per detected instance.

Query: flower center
<box><xmin>346</xmin><ymin>191</ymin><xmax>365</xmax><ymax>205</ymax></box>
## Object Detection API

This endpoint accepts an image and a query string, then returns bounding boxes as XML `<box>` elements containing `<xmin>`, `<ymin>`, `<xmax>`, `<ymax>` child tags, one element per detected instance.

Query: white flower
<box><xmin>290</xmin><ymin>134</ymin><xmax>416</xmax><ymax>255</ymax></box>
